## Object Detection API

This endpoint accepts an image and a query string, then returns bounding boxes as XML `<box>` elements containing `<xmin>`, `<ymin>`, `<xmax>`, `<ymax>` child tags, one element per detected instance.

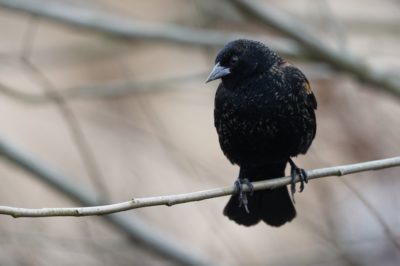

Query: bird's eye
<box><xmin>230</xmin><ymin>55</ymin><xmax>239</xmax><ymax>65</ymax></box>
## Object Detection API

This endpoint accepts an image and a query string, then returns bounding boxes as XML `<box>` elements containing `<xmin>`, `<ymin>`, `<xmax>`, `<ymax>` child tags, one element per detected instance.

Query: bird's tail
<box><xmin>223</xmin><ymin>162</ymin><xmax>296</xmax><ymax>227</ymax></box>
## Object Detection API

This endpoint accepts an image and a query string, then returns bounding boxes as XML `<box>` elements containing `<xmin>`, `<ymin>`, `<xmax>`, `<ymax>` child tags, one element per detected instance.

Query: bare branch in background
<box><xmin>0</xmin><ymin>0</ymin><xmax>302</xmax><ymax>58</ymax></box>
<box><xmin>340</xmin><ymin>179</ymin><xmax>400</xmax><ymax>250</ymax></box>
<box><xmin>310</xmin><ymin>154</ymin><xmax>400</xmax><ymax>256</ymax></box>
<box><xmin>18</xmin><ymin>18</ymin><xmax>119</xmax><ymax>261</ymax></box>
<box><xmin>0</xmin><ymin>0</ymin><xmax>398</xmax><ymax>97</ymax></box>
<box><xmin>21</xmin><ymin>60</ymin><xmax>111</xmax><ymax>202</ymax></box>
<box><xmin>0</xmin><ymin>151</ymin><xmax>399</xmax><ymax>217</ymax></box>
<box><xmin>316</xmin><ymin>0</ymin><xmax>348</xmax><ymax>52</ymax></box>
<box><xmin>230</xmin><ymin>0</ymin><xmax>400</xmax><ymax>97</ymax></box>
<box><xmin>0</xmin><ymin>137</ymin><xmax>217</xmax><ymax>266</ymax></box>
<box><xmin>0</xmin><ymin>72</ymin><xmax>208</xmax><ymax>103</ymax></box>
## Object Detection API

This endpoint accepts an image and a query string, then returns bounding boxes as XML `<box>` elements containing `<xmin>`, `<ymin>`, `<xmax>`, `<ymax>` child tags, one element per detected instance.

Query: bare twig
<box><xmin>0</xmin><ymin>72</ymin><xmax>208</xmax><ymax>103</ymax></box>
<box><xmin>0</xmin><ymin>151</ymin><xmax>399</xmax><ymax>217</ymax></box>
<box><xmin>20</xmin><ymin>60</ymin><xmax>111</xmax><ymax>201</ymax></box>
<box><xmin>0</xmin><ymin>0</ymin><xmax>302</xmax><ymax>58</ymax></box>
<box><xmin>18</xmin><ymin>17</ymin><xmax>110</xmax><ymax>201</ymax></box>
<box><xmin>340</xmin><ymin>179</ymin><xmax>400</xmax><ymax>250</ymax></box>
<box><xmin>0</xmin><ymin>0</ymin><xmax>398</xmax><ymax>96</ymax></box>
<box><xmin>0</xmin><ymin>137</ymin><xmax>217</xmax><ymax>266</ymax></box>
<box><xmin>230</xmin><ymin>0</ymin><xmax>400</xmax><ymax>97</ymax></box>
<box><xmin>311</xmin><ymin>155</ymin><xmax>400</xmax><ymax>257</ymax></box>
<box><xmin>316</xmin><ymin>0</ymin><xmax>348</xmax><ymax>52</ymax></box>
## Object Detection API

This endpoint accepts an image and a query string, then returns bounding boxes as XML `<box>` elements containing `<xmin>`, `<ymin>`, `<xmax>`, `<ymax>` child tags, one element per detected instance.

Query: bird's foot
<box><xmin>234</xmin><ymin>178</ymin><xmax>254</xmax><ymax>214</ymax></box>
<box><xmin>288</xmin><ymin>158</ymin><xmax>308</xmax><ymax>202</ymax></box>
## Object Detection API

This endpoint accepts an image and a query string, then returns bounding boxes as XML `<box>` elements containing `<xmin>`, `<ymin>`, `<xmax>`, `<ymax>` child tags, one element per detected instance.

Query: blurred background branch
<box><xmin>229</xmin><ymin>0</ymin><xmax>400</xmax><ymax>97</ymax></box>
<box><xmin>0</xmin><ymin>0</ymin><xmax>399</xmax><ymax>98</ymax></box>
<box><xmin>0</xmin><ymin>72</ymin><xmax>208</xmax><ymax>103</ymax></box>
<box><xmin>0</xmin><ymin>137</ymin><xmax>216</xmax><ymax>266</ymax></box>
<box><xmin>18</xmin><ymin>16</ymin><xmax>110</xmax><ymax>200</ymax></box>
<box><xmin>339</xmin><ymin>179</ymin><xmax>400</xmax><ymax>250</ymax></box>
<box><xmin>0</xmin><ymin>0</ymin><xmax>302</xmax><ymax>57</ymax></box>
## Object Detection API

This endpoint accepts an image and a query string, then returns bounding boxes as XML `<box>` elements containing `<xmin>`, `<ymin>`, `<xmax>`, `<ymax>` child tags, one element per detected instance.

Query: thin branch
<box><xmin>0</xmin><ymin>137</ymin><xmax>216</xmax><ymax>266</ymax></box>
<box><xmin>1</xmin><ymin>0</ymin><xmax>399</xmax><ymax>97</ymax></box>
<box><xmin>0</xmin><ymin>154</ymin><xmax>399</xmax><ymax>218</ymax></box>
<box><xmin>317</xmin><ymin>0</ymin><xmax>348</xmax><ymax>52</ymax></box>
<box><xmin>0</xmin><ymin>0</ymin><xmax>302</xmax><ymax>58</ymax></box>
<box><xmin>20</xmin><ymin>60</ymin><xmax>111</xmax><ymax>201</ymax></box>
<box><xmin>230</xmin><ymin>0</ymin><xmax>400</xmax><ymax>97</ymax></box>
<box><xmin>20</xmin><ymin>15</ymin><xmax>40</xmax><ymax>58</ymax></box>
<box><xmin>340</xmin><ymin>179</ymin><xmax>400</xmax><ymax>250</ymax></box>
<box><xmin>0</xmin><ymin>0</ymin><xmax>398</xmax><ymax>96</ymax></box>
<box><xmin>0</xmin><ymin>72</ymin><xmax>208</xmax><ymax>103</ymax></box>
<box><xmin>311</xmin><ymin>155</ymin><xmax>400</xmax><ymax>256</ymax></box>
<box><xmin>17</xmin><ymin>17</ymin><xmax>110</xmax><ymax>201</ymax></box>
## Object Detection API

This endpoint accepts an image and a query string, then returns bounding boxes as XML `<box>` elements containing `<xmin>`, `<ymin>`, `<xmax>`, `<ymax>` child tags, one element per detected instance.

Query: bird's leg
<box><xmin>234</xmin><ymin>178</ymin><xmax>254</xmax><ymax>214</ymax></box>
<box><xmin>288</xmin><ymin>158</ymin><xmax>308</xmax><ymax>201</ymax></box>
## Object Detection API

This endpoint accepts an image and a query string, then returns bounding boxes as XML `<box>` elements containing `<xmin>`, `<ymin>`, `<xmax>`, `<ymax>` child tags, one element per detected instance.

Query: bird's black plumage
<box><xmin>207</xmin><ymin>39</ymin><xmax>317</xmax><ymax>227</ymax></box>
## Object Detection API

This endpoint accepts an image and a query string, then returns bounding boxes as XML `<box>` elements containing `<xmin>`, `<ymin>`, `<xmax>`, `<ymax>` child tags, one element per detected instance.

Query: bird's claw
<box><xmin>234</xmin><ymin>178</ymin><xmax>254</xmax><ymax>213</ymax></box>
<box><xmin>288</xmin><ymin>159</ymin><xmax>308</xmax><ymax>202</ymax></box>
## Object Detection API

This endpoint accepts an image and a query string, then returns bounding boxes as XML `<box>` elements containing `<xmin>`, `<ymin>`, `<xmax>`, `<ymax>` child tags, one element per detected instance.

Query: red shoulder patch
<box><xmin>303</xmin><ymin>80</ymin><xmax>312</xmax><ymax>95</ymax></box>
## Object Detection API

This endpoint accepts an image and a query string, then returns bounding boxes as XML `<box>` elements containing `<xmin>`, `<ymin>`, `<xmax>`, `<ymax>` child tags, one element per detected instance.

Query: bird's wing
<box><xmin>302</xmin><ymin>79</ymin><xmax>318</xmax><ymax>110</ymax></box>
<box><xmin>280</xmin><ymin>63</ymin><xmax>317</xmax><ymax>110</ymax></box>
<box><xmin>280</xmin><ymin>62</ymin><xmax>318</xmax><ymax>148</ymax></box>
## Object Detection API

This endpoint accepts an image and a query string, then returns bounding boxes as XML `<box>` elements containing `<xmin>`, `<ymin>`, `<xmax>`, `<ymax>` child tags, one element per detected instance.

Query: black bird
<box><xmin>206</xmin><ymin>39</ymin><xmax>317</xmax><ymax>227</ymax></box>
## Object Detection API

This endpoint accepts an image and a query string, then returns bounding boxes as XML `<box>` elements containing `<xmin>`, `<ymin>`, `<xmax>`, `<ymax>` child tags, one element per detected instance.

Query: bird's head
<box><xmin>206</xmin><ymin>39</ymin><xmax>279</xmax><ymax>85</ymax></box>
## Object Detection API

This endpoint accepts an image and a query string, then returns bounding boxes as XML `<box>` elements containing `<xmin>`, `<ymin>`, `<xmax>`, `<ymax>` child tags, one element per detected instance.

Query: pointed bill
<box><xmin>205</xmin><ymin>62</ymin><xmax>231</xmax><ymax>83</ymax></box>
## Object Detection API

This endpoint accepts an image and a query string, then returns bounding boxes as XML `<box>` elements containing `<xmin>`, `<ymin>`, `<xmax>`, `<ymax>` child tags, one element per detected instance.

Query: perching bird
<box><xmin>206</xmin><ymin>39</ymin><xmax>317</xmax><ymax>227</ymax></box>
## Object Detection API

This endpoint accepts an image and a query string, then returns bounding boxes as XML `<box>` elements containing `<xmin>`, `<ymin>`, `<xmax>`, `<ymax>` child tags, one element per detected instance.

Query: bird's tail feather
<box><xmin>223</xmin><ymin>162</ymin><xmax>296</xmax><ymax>227</ymax></box>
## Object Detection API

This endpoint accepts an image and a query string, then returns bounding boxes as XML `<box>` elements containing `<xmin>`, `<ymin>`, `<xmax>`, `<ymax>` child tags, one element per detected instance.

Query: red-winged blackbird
<box><xmin>206</xmin><ymin>39</ymin><xmax>317</xmax><ymax>227</ymax></box>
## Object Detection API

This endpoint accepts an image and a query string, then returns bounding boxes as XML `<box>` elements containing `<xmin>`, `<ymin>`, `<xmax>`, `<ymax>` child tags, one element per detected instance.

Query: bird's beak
<box><xmin>205</xmin><ymin>62</ymin><xmax>230</xmax><ymax>83</ymax></box>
